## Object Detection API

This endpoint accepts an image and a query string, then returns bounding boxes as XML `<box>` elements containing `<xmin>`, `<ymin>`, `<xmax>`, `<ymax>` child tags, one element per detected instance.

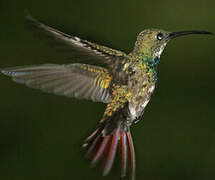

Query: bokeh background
<box><xmin>0</xmin><ymin>0</ymin><xmax>215</xmax><ymax>179</ymax></box>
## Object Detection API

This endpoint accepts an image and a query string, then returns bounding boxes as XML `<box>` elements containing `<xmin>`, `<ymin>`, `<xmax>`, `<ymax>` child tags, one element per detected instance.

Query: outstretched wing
<box><xmin>27</xmin><ymin>14</ymin><xmax>128</xmax><ymax>65</ymax></box>
<box><xmin>1</xmin><ymin>64</ymin><xmax>112</xmax><ymax>103</ymax></box>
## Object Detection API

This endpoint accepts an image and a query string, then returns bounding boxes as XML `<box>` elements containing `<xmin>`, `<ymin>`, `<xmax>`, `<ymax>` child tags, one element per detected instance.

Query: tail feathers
<box><xmin>83</xmin><ymin>126</ymin><xmax>136</xmax><ymax>180</ymax></box>
<box><xmin>126</xmin><ymin>130</ymin><xmax>136</xmax><ymax>180</ymax></box>
<box><xmin>103</xmin><ymin>127</ymin><xmax>120</xmax><ymax>176</ymax></box>
<box><xmin>120</xmin><ymin>130</ymin><xmax>128</xmax><ymax>177</ymax></box>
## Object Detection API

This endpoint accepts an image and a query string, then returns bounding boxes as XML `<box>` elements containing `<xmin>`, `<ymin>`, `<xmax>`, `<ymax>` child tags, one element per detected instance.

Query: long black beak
<box><xmin>169</xmin><ymin>30</ymin><xmax>213</xmax><ymax>39</ymax></box>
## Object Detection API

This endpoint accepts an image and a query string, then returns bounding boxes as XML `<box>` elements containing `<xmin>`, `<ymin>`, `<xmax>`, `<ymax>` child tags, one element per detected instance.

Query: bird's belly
<box><xmin>127</xmin><ymin>84</ymin><xmax>155</xmax><ymax>123</ymax></box>
<box><xmin>128</xmin><ymin>99</ymin><xmax>150</xmax><ymax>120</ymax></box>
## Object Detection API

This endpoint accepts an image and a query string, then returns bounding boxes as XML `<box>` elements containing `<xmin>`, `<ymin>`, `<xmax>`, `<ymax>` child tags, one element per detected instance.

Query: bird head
<box><xmin>133</xmin><ymin>29</ymin><xmax>212</xmax><ymax>66</ymax></box>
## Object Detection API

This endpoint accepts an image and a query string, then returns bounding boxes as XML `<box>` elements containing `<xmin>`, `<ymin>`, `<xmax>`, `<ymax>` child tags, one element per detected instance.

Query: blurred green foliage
<box><xmin>0</xmin><ymin>0</ymin><xmax>215</xmax><ymax>179</ymax></box>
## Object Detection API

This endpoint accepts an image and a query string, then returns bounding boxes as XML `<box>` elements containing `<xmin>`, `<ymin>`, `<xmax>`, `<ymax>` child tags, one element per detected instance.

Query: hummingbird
<box><xmin>1</xmin><ymin>15</ymin><xmax>212</xmax><ymax>180</ymax></box>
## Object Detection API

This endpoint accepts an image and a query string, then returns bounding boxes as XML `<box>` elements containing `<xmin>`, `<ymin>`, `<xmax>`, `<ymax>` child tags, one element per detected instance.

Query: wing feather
<box><xmin>27</xmin><ymin>14</ymin><xmax>128</xmax><ymax>65</ymax></box>
<box><xmin>2</xmin><ymin>63</ymin><xmax>112</xmax><ymax>103</ymax></box>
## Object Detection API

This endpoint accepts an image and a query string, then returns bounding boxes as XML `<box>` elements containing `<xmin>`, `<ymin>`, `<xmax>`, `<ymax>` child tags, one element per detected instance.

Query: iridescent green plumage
<box><xmin>1</xmin><ymin>15</ymin><xmax>212</xmax><ymax>180</ymax></box>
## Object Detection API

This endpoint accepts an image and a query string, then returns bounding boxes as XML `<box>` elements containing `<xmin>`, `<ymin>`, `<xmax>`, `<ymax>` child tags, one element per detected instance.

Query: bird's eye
<box><xmin>156</xmin><ymin>33</ymin><xmax>163</xmax><ymax>40</ymax></box>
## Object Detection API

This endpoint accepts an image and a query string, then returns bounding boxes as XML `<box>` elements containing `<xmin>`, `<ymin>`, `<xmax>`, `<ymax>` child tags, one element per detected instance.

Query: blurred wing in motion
<box><xmin>2</xmin><ymin>63</ymin><xmax>112</xmax><ymax>103</ymax></box>
<box><xmin>26</xmin><ymin>14</ymin><xmax>128</xmax><ymax>66</ymax></box>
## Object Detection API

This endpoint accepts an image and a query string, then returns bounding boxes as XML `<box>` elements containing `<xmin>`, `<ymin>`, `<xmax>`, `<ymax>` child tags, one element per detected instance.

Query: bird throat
<box><xmin>154</xmin><ymin>42</ymin><xmax>167</xmax><ymax>59</ymax></box>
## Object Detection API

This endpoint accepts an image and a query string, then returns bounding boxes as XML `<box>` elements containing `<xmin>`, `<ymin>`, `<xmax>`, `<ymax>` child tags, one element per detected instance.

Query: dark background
<box><xmin>0</xmin><ymin>0</ymin><xmax>215</xmax><ymax>180</ymax></box>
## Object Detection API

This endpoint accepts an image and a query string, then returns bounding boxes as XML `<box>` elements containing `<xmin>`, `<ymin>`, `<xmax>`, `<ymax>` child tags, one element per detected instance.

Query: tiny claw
<box><xmin>82</xmin><ymin>143</ymin><xmax>88</xmax><ymax>148</ymax></box>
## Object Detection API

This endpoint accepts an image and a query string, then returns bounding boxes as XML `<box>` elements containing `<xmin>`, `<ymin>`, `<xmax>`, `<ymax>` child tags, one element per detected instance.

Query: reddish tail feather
<box><xmin>83</xmin><ymin>126</ymin><xmax>136</xmax><ymax>180</ymax></box>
